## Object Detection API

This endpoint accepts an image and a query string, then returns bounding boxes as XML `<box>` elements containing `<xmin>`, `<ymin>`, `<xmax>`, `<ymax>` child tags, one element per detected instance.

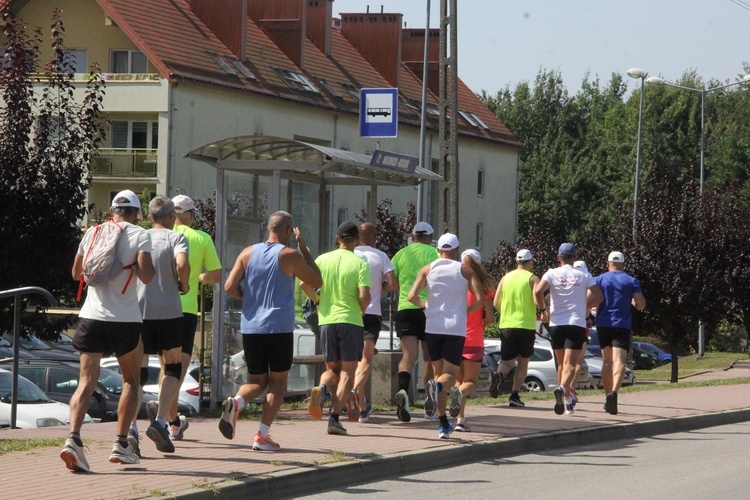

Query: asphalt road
<box><xmin>300</xmin><ymin>421</ymin><xmax>750</xmax><ymax>499</ymax></box>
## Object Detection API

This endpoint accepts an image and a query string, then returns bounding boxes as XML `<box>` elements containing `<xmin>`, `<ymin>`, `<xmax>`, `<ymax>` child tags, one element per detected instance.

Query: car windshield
<box><xmin>98</xmin><ymin>368</ymin><xmax>124</xmax><ymax>394</ymax></box>
<box><xmin>640</xmin><ymin>344</ymin><xmax>664</xmax><ymax>355</ymax></box>
<box><xmin>2</xmin><ymin>333</ymin><xmax>51</xmax><ymax>351</ymax></box>
<box><xmin>0</xmin><ymin>372</ymin><xmax>51</xmax><ymax>403</ymax></box>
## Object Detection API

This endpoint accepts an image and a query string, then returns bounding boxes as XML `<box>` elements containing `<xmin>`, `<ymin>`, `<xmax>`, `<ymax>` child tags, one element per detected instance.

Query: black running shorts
<box><xmin>242</xmin><ymin>332</ymin><xmax>294</xmax><ymax>375</ymax></box>
<box><xmin>549</xmin><ymin>325</ymin><xmax>587</xmax><ymax>351</ymax></box>
<box><xmin>73</xmin><ymin>318</ymin><xmax>141</xmax><ymax>358</ymax></box>
<box><xmin>395</xmin><ymin>308</ymin><xmax>427</xmax><ymax>341</ymax></box>
<box><xmin>141</xmin><ymin>317</ymin><xmax>184</xmax><ymax>355</ymax></box>
<box><xmin>597</xmin><ymin>327</ymin><xmax>632</xmax><ymax>350</ymax></box>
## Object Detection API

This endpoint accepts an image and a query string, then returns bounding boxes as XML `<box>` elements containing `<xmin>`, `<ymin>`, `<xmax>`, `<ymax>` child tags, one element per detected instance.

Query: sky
<box><xmin>336</xmin><ymin>0</ymin><xmax>750</xmax><ymax>96</ymax></box>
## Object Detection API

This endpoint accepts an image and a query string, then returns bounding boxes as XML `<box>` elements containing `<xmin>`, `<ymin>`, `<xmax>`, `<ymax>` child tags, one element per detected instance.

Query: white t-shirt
<box><xmin>425</xmin><ymin>259</ymin><xmax>468</xmax><ymax>337</ymax></box>
<box><xmin>79</xmin><ymin>222</ymin><xmax>152</xmax><ymax>323</ymax></box>
<box><xmin>354</xmin><ymin>244</ymin><xmax>395</xmax><ymax>316</ymax></box>
<box><xmin>541</xmin><ymin>264</ymin><xmax>595</xmax><ymax>328</ymax></box>
<box><xmin>137</xmin><ymin>228</ymin><xmax>188</xmax><ymax>320</ymax></box>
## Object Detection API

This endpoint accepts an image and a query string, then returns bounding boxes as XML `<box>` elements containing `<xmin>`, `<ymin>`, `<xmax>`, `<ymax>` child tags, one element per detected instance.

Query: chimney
<box><xmin>340</xmin><ymin>12</ymin><xmax>403</xmax><ymax>87</ymax></box>
<box><xmin>248</xmin><ymin>0</ymin><xmax>307</xmax><ymax>69</ymax></box>
<box><xmin>190</xmin><ymin>0</ymin><xmax>248</xmax><ymax>60</ymax></box>
<box><xmin>306</xmin><ymin>0</ymin><xmax>332</xmax><ymax>57</ymax></box>
<box><xmin>402</xmin><ymin>28</ymin><xmax>440</xmax><ymax>95</ymax></box>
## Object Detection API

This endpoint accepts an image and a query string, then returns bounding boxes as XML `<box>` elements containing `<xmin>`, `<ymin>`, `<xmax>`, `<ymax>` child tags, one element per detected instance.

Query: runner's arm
<box><xmin>407</xmin><ymin>265</ymin><xmax>430</xmax><ymax>309</ymax></box>
<box><xmin>632</xmin><ymin>292</ymin><xmax>646</xmax><ymax>311</ymax></box>
<box><xmin>136</xmin><ymin>251</ymin><xmax>155</xmax><ymax>285</ymax></box>
<box><xmin>224</xmin><ymin>247</ymin><xmax>250</xmax><ymax>299</ymax></box>
<box><xmin>382</xmin><ymin>270</ymin><xmax>398</xmax><ymax>293</ymax></box>
<box><xmin>359</xmin><ymin>286</ymin><xmax>371</xmax><ymax>316</ymax></box>
<box><xmin>587</xmin><ymin>284</ymin><xmax>603</xmax><ymax>310</ymax></box>
<box><xmin>72</xmin><ymin>254</ymin><xmax>83</xmax><ymax>281</ymax></box>
<box><xmin>176</xmin><ymin>251</ymin><xmax>190</xmax><ymax>294</ymax></box>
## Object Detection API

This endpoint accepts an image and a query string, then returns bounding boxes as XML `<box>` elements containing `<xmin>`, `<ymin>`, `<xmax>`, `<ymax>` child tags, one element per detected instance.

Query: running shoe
<box><xmin>564</xmin><ymin>397</ymin><xmax>575</xmax><ymax>415</ymax></box>
<box><xmin>424</xmin><ymin>379</ymin><xmax>437</xmax><ymax>418</ymax></box>
<box><xmin>109</xmin><ymin>441</ymin><xmax>140</xmax><ymax>465</ymax></box>
<box><xmin>395</xmin><ymin>389</ymin><xmax>411</xmax><ymax>422</ymax></box>
<box><xmin>570</xmin><ymin>389</ymin><xmax>579</xmax><ymax>407</ymax></box>
<box><xmin>327</xmin><ymin>417</ymin><xmax>348</xmax><ymax>436</ymax></box>
<box><xmin>219</xmin><ymin>397</ymin><xmax>240</xmax><ymax>439</ymax></box>
<box><xmin>170</xmin><ymin>415</ymin><xmax>190</xmax><ymax>441</ymax></box>
<box><xmin>438</xmin><ymin>422</ymin><xmax>454</xmax><ymax>439</ymax></box>
<box><xmin>252</xmin><ymin>432</ymin><xmax>281</xmax><ymax>451</ymax></box>
<box><xmin>347</xmin><ymin>390</ymin><xmax>361</xmax><ymax>422</ymax></box>
<box><xmin>146</xmin><ymin>421</ymin><xmax>175</xmax><ymax>453</ymax></box>
<box><xmin>145</xmin><ymin>400</ymin><xmax>158</xmax><ymax>424</ymax></box>
<box><xmin>553</xmin><ymin>386</ymin><xmax>565</xmax><ymax>415</ymax></box>
<box><xmin>358</xmin><ymin>401</ymin><xmax>372</xmax><ymax>423</ymax></box>
<box><xmin>454</xmin><ymin>421</ymin><xmax>472</xmax><ymax>432</ymax></box>
<box><xmin>509</xmin><ymin>393</ymin><xmax>525</xmax><ymax>408</ymax></box>
<box><xmin>605</xmin><ymin>391</ymin><xmax>618</xmax><ymax>415</ymax></box>
<box><xmin>488</xmin><ymin>371</ymin><xmax>502</xmax><ymax>398</ymax></box>
<box><xmin>60</xmin><ymin>437</ymin><xmax>90</xmax><ymax>473</ymax></box>
<box><xmin>308</xmin><ymin>385</ymin><xmax>325</xmax><ymax>420</ymax></box>
<box><xmin>127</xmin><ymin>428</ymin><xmax>142</xmax><ymax>458</ymax></box>
<box><xmin>448</xmin><ymin>386</ymin><xmax>462</xmax><ymax>418</ymax></box>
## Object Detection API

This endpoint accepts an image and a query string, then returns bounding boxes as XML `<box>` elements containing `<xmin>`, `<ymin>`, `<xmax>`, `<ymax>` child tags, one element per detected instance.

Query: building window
<box><xmin>475</xmin><ymin>223</ymin><xmax>483</xmax><ymax>250</ymax></box>
<box><xmin>477</xmin><ymin>168</ymin><xmax>484</xmax><ymax>197</ymax></box>
<box><xmin>470</xmin><ymin>112</ymin><xmax>490</xmax><ymax>129</ymax></box>
<box><xmin>337</xmin><ymin>208</ymin><xmax>348</xmax><ymax>225</ymax></box>
<box><xmin>316</xmin><ymin>77</ymin><xmax>341</xmax><ymax>98</ymax></box>
<box><xmin>65</xmin><ymin>49</ymin><xmax>88</xmax><ymax>73</ymax></box>
<box><xmin>274</xmin><ymin>68</ymin><xmax>319</xmax><ymax>93</ymax></box>
<box><xmin>340</xmin><ymin>83</ymin><xmax>360</xmax><ymax>102</ymax></box>
<box><xmin>110</xmin><ymin>120</ymin><xmax>158</xmax><ymax>149</ymax></box>
<box><xmin>110</xmin><ymin>50</ymin><xmax>147</xmax><ymax>73</ymax></box>
<box><xmin>458</xmin><ymin>110</ymin><xmax>478</xmax><ymax>127</ymax></box>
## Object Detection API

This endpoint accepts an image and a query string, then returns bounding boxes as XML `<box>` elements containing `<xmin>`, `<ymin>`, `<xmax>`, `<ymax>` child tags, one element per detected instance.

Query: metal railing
<box><xmin>91</xmin><ymin>148</ymin><xmax>158</xmax><ymax>177</ymax></box>
<box><xmin>0</xmin><ymin>287</ymin><xmax>57</xmax><ymax>429</ymax></box>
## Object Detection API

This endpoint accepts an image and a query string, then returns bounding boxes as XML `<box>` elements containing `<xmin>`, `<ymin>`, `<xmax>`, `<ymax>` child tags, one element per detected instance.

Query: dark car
<box><xmin>2</xmin><ymin>332</ymin><xmax>80</xmax><ymax>362</ymax></box>
<box><xmin>0</xmin><ymin>337</ymin><xmax>36</xmax><ymax>361</ymax></box>
<box><xmin>633</xmin><ymin>341</ymin><xmax>678</xmax><ymax>365</ymax></box>
<box><xmin>43</xmin><ymin>332</ymin><xmax>79</xmax><ymax>355</ymax></box>
<box><xmin>587</xmin><ymin>328</ymin><xmax>602</xmax><ymax>357</ymax></box>
<box><xmin>0</xmin><ymin>359</ymin><xmax>196</xmax><ymax>421</ymax></box>
<box><xmin>630</xmin><ymin>344</ymin><xmax>660</xmax><ymax>370</ymax></box>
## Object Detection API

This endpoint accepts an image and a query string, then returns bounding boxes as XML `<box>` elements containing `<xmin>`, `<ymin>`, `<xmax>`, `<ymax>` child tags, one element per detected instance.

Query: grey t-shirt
<box><xmin>137</xmin><ymin>227</ymin><xmax>188</xmax><ymax>320</ymax></box>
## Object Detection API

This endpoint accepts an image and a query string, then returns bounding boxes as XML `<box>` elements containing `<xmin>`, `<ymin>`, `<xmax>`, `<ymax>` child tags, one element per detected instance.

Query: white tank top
<box><xmin>425</xmin><ymin>258</ymin><xmax>469</xmax><ymax>336</ymax></box>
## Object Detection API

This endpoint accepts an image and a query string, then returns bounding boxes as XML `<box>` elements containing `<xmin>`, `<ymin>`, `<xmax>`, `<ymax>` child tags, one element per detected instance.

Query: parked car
<box><xmin>584</xmin><ymin>349</ymin><xmax>635</xmax><ymax>388</ymax></box>
<box><xmin>1</xmin><ymin>332</ymin><xmax>79</xmax><ymax>362</ymax></box>
<box><xmin>633</xmin><ymin>341</ymin><xmax>679</xmax><ymax>365</ymax></box>
<box><xmin>0</xmin><ymin>358</ymin><xmax>180</xmax><ymax>421</ymax></box>
<box><xmin>483</xmin><ymin>338</ymin><xmax>590</xmax><ymax>393</ymax></box>
<box><xmin>587</xmin><ymin>328</ymin><xmax>602</xmax><ymax>357</ymax></box>
<box><xmin>101</xmin><ymin>356</ymin><xmax>199</xmax><ymax>414</ymax></box>
<box><xmin>631</xmin><ymin>344</ymin><xmax>660</xmax><ymax>370</ymax></box>
<box><xmin>0</xmin><ymin>337</ymin><xmax>36</xmax><ymax>361</ymax></box>
<box><xmin>43</xmin><ymin>332</ymin><xmax>79</xmax><ymax>355</ymax></box>
<box><xmin>0</xmin><ymin>368</ymin><xmax>93</xmax><ymax>428</ymax></box>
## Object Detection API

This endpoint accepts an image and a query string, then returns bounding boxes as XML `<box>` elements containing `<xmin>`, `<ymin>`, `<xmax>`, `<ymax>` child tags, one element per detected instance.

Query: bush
<box><xmin>709</xmin><ymin>320</ymin><xmax>747</xmax><ymax>352</ymax></box>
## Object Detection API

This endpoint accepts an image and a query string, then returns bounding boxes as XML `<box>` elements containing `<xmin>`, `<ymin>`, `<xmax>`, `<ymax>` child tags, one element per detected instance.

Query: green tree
<box><xmin>0</xmin><ymin>9</ymin><xmax>106</xmax><ymax>336</ymax></box>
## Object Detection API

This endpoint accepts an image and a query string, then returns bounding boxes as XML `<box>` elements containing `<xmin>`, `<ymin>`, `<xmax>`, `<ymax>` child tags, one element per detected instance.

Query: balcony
<box><xmin>91</xmin><ymin>149</ymin><xmax>157</xmax><ymax>177</ymax></box>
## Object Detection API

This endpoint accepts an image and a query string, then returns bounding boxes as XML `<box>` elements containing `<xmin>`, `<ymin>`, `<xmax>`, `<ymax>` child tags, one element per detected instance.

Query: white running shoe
<box><xmin>60</xmin><ymin>438</ymin><xmax>90</xmax><ymax>472</ymax></box>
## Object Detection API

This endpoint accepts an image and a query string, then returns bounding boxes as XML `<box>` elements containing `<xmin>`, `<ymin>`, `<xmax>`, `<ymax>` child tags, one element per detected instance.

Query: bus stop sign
<box><xmin>360</xmin><ymin>88</ymin><xmax>398</xmax><ymax>138</ymax></box>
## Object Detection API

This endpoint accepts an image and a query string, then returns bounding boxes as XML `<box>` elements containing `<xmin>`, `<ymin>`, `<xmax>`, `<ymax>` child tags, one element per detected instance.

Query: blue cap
<box><xmin>558</xmin><ymin>243</ymin><xmax>576</xmax><ymax>257</ymax></box>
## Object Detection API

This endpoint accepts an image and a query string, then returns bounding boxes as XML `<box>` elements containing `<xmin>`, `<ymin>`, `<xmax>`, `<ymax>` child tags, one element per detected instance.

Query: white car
<box><xmin>584</xmin><ymin>351</ymin><xmax>636</xmax><ymax>388</ymax></box>
<box><xmin>0</xmin><ymin>368</ymin><xmax>92</xmax><ymax>428</ymax></box>
<box><xmin>100</xmin><ymin>356</ymin><xmax>200</xmax><ymax>414</ymax></box>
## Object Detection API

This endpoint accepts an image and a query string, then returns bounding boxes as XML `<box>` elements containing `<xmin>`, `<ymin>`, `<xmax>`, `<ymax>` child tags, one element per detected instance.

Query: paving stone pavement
<box><xmin>1</xmin><ymin>368</ymin><xmax>748</xmax><ymax>499</ymax></box>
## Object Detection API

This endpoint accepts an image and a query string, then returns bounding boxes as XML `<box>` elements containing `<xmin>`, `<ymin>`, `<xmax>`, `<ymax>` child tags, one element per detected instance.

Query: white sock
<box><xmin>457</xmin><ymin>417</ymin><xmax>466</xmax><ymax>424</ymax></box>
<box><xmin>156</xmin><ymin>416</ymin><xmax>167</xmax><ymax>427</ymax></box>
<box><xmin>258</xmin><ymin>422</ymin><xmax>270</xmax><ymax>437</ymax></box>
<box><xmin>129</xmin><ymin>422</ymin><xmax>138</xmax><ymax>434</ymax></box>
<box><xmin>236</xmin><ymin>396</ymin><xmax>245</xmax><ymax>408</ymax></box>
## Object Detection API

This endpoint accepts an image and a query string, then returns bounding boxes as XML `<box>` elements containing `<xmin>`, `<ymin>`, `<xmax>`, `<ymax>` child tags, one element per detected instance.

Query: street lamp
<box><xmin>627</xmin><ymin>68</ymin><xmax>648</xmax><ymax>243</ymax></box>
<box><xmin>645</xmin><ymin>72</ymin><xmax>750</xmax><ymax>357</ymax></box>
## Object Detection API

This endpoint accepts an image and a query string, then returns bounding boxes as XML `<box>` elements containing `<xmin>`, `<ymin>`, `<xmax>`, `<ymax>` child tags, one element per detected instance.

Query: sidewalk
<box><xmin>2</xmin><ymin>370</ymin><xmax>749</xmax><ymax>500</ymax></box>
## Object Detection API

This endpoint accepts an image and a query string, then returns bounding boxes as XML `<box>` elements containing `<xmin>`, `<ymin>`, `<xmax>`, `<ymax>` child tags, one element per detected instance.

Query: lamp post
<box><xmin>646</xmin><ymin>73</ymin><xmax>750</xmax><ymax>357</ymax></box>
<box><xmin>627</xmin><ymin>68</ymin><xmax>648</xmax><ymax>243</ymax></box>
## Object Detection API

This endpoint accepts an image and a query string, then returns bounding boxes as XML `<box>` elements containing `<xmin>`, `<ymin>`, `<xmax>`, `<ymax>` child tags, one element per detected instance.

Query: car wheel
<box><xmin>524</xmin><ymin>377</ymin><xmax>544</xmax><ymax>392</ymax></box>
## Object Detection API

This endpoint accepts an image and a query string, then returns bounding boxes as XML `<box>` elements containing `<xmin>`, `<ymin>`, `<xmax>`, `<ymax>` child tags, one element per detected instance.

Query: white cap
<box><xmin>437</xmin><ymin>233</ymin><xmax>459</xmax><ymax>250</ymax></box>
<box><xmin>461</xmin><ymin>249</ymin><xmax>481</xmax><ymax>263</ymax></box>
<box><xmin>573</xmin><ymin>260</ymin><xmax>589</xmax><ymax>273</ymax></box>
<box><xmin>412</xmin><ymin>221</ymin><xmax>434</xmax><ymax>235</ymax></box>
<box><xmin>111</xmin><ymin>189</ymin><xmax>142</xmax><ymax>219</ymax></box>
<box><xmin>172</xmin><ymin>194</ymin><xmax>196</xmax><ymax>213</ymax></box>
<box><xmin>516</xmin><ymin>249</ymin><xmax>535</xmax><ymax>262</ymax></box>
<box><xmin>608</xmin><ymin>251</ymin><xmax>625</xmax><ymax>263</ymax></box>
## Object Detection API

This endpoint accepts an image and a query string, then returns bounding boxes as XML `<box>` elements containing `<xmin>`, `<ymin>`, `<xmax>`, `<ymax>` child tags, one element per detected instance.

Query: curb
<box><xmin>173</xmin><ymin>407</ymin><xmax>750</xmax><ymax>499</ymax></box>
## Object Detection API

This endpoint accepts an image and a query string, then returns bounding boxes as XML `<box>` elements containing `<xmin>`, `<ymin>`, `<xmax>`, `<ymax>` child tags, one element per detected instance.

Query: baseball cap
<box><xmin>437</xmin><ymin>233</ymin><xmax>459</xmax><ymax>250</ymax></box>
<box><xmin>573</xmin><ymin>260</ymin><xmax>589</xmax><ymax>273</ymax></box>
<box><xmin>337</xmin><ymin>221</ymin><xmax>359</xmax><ymax>240</ymax></box>
<box><xmin>172</xmin><ymin>194</ymin><xmax>196</xmax><ymax>214</ymax></box>
<box><xmin>111</xmin><ymin>189</ymin><xmax>142</xmax><ymax>219</ymax></box>
<box><xmin>516</xmin><ymin>249</ymin><xmax>535</xmax><ymax>262</ymax></box>
<box><xmin>461</xmin><ymin>249</ymin><xmax>481</xmax><ymax>263</ymax></box>
<box><xmin>412</xmin><ymin>221</ymin><xmax>434</xmax><ymax>235</ymax></box>
<box><xmin>608</xmin><ymin>251</ymin><xmax>625</xmax><ymax>263</ymax></box>
<box><xmin>558</xmin><ymin>242</ymin><xmax>576</xmax><ymax>258</ymax></box>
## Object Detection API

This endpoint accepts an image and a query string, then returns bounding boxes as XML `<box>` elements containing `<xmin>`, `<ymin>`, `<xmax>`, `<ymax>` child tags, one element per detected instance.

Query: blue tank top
<box><xmin>240</xmin><ymin>242</ymin><xmax>295</xmax><ymax>334</ymax></box>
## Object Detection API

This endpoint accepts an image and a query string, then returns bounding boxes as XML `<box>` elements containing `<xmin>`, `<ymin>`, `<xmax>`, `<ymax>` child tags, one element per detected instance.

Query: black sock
<box><xmin>511</xmin><ymin>390</ymin><xmax>519</xmax><ymax>398</ymax></box>
<box><xmin>68</xmin><ymin>432</ymin><xmax>83</xmax><ymax>447</ymax></box>
<box><xmin>439</xmin><ymin>415</ymin><xmax>449</xmax><ymax>427</ymax></box>
<box><xmin>398</xmin><ymin>371</ymin><xmax>411</xmax><ymax>392</ymax></box>
<box><xmin>331</xmin><ymin>413</ymin><xmax>339</xmax><ymax>423</ymax></box>
<box><xmin>116</xmin><ymin>434</ymin><xmax>129</xmax><ymax>448</ymax></box>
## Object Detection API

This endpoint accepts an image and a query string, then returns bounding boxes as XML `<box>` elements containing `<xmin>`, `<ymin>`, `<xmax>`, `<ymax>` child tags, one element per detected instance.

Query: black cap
<box><xmin>337</xmin><ymin>221</ymin><xmax>359</xmax><ymax>240</ymax></box>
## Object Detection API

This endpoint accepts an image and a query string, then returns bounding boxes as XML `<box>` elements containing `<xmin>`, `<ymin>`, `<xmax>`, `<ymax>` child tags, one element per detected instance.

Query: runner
<box><xmin>569</xmin><ymin>259</ymin><xmax>593</xmax><ymax>408</ymax></box>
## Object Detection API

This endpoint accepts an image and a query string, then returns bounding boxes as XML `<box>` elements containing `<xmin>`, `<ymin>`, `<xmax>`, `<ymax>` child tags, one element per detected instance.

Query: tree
<box><xmin>0</xmin><ymin>9</ymin><xmax>106</xmax><ymax>336</ymax></box>
<box><xmin>356</xmin><ymin>199</ymin><xmax>416</xmax><ymax>258</ymax></box>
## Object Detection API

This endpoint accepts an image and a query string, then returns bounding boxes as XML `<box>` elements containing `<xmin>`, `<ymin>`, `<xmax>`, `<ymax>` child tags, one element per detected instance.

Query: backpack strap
<box><xmin>120</xmin><ymin>263</ymin><xmax>137</xmax><ymax>295</ymax></box>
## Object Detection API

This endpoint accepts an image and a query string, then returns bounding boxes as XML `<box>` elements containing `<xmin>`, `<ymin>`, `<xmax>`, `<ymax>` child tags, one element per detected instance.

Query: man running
<box><xmin>352</xmin><ymin>222</ymin><xmax>398</xmax><ymax>422</ymax></box>
<box><xmin>595</xmin><ymin>251</ymin><xmax>646</xmax><ymax>415</ymax></box>
<box><xmin>491</xmin><ymin>249</ymin><xmax>540</xmax><ymax>408</ymax></box>
<box><xmin>534</xmin><ymin>243</ymin><xmax>602</xmax><ymax>416</ymax></box>
<box><xmin>61</xmin><ymin>190</ymin><xmax>155</xmax><ymax>471</ymax></box>
<box><xmin>302</xmin><ymin>222</ymin><xmax>370</xmax><ymax>436</ymax></box>
<box><xmin>391</xmin><ymin>222</ymin><xmax>438</xmax><ymax>422</ymax></box>
<box><xmin>219</xmin><ymin>211</ymin><xmax>321</xmax><ymax>450</ymax></box>
<box><xmin>408</xmin><ymin>234</ymin><xmax>484</xmax><ymax>439</ymax></box>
